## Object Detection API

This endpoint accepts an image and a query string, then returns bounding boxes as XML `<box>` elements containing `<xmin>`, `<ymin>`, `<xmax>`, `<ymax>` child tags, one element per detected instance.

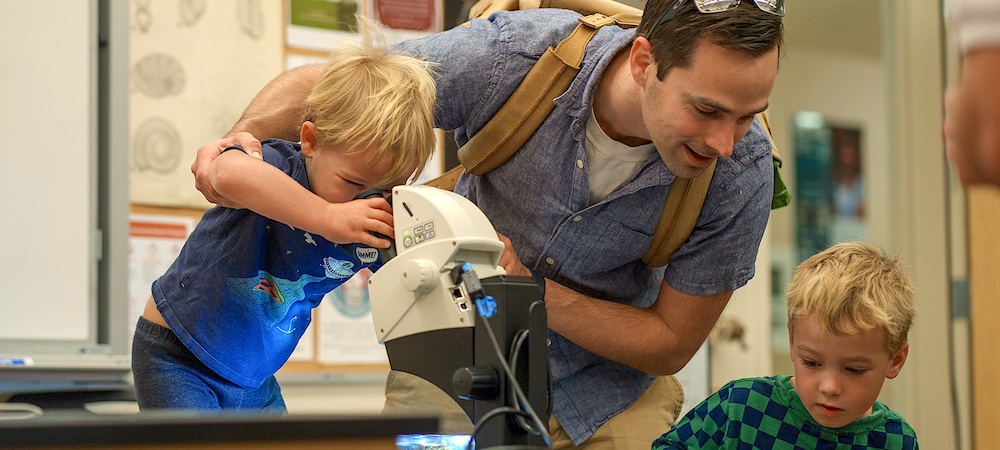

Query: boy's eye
<box><xmin>801</xmin><ymin>359</ymin><xmax>819</xmax><ymax>368</ymax></box>
<box><xmin>846</xmin><ymin>367</ymin><xmax>868</xmax><ymax>375</ymax></box>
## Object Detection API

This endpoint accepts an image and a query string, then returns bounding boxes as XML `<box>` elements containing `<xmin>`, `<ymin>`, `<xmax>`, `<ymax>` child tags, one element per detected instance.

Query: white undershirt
<box><xmin>585</xmin><ymin>108</ymin><xmax>656</xmax><ymax>205</ymax></box>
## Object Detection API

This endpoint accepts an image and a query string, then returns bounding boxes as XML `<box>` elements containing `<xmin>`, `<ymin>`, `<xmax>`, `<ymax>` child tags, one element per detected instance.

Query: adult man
<box><xmin>193</xmin><ymin>1</ymin><xmax>784</xmax><ymax>448</ymax></box>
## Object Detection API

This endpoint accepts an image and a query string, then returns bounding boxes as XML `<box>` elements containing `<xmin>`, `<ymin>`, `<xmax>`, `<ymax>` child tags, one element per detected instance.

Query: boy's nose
<box><xmin>818</xmin><ymin>374</ymin><xmax>842</xmax><ymax>397</ymax></box>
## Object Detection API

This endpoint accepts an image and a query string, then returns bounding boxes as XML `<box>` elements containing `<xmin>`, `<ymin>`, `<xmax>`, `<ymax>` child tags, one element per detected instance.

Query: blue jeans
<box><xmin>131</xmin><ymin>316</ymin><xmax>286</xmax><ymax>412</ymax></box>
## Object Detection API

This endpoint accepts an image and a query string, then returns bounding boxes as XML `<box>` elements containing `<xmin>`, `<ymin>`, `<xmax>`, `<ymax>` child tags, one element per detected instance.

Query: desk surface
<box><xmin>0</xmin><ymin>412</ymin><xmax>437</xmax><ymax>449</ymax></box>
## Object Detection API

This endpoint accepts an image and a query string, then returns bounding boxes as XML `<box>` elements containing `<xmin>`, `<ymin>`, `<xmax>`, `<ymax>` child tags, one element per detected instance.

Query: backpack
<box><xmin>424</xmin><ymin>0</ymin><xmax>789</xmax><ymax>268</ymax></box>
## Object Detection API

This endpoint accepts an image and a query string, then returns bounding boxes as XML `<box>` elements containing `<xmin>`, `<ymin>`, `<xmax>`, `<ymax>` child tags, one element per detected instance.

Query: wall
<box><xmin>768</xmin><ymin>49</ymin><xmax>889</xmax><ymax>373</ymax></box>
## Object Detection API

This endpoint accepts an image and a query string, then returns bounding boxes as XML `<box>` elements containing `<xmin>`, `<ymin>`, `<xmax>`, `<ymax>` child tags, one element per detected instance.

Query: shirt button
<box><xmin>572</xmin><ymin>215</ymin><xmax>582</xmax><ymax>222</ymax></box>
<box><xmin>576</xmin><ymin>159</ymin><xmax>584</xmax><ymax>169</ymax></box>
<box><xmin>545</xmin><ymin>257</ymin><xmax>556</xmax><ymax>265</ymax></box>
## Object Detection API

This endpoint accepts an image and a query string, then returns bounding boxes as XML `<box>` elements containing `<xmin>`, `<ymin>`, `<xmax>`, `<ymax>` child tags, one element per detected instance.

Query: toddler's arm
<box><xmin>208</xmin><ymin>149</ymin><xmax>394</xmax><ymax>249</ymax></box>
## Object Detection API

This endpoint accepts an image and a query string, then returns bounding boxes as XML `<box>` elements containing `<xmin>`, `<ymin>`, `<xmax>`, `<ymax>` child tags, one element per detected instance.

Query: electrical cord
<box><xmin>452</xmin><ymin>263</ymin><xmax>551</xmax><ymax>450</ymax></box>
<box><xmin>507</xmin><ymin>329</ymin><xmax>537</xmax><ymax>434</ymax></box>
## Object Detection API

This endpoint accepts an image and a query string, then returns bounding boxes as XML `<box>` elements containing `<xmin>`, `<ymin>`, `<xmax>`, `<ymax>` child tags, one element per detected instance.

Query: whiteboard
<box><xmin>0</xmin><ymin>1</ymin><xmax>96</xmax><ymax>341</ymax></box>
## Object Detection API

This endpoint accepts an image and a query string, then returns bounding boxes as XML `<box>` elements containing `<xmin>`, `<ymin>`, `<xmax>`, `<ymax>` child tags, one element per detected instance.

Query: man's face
<box><xmin>789</xmin><ymin>313</ymin><xmax>908</xmax><ymax>429</ymax></box>
<box><xmin>639</xmin><ymin>38</ymin><xmax>778</xmax><ymax>179</ymax></box>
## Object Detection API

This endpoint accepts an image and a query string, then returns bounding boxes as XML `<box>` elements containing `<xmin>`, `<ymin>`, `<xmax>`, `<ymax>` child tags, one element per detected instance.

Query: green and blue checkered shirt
<box><xmin>652</xmin><ymin>375</ymin><xmax>918</xmax><ymax>449</ymax></box>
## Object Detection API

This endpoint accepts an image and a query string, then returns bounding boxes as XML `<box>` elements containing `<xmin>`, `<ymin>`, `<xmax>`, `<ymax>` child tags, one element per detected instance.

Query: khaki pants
<box><xmin>382</xmin><ymin>370</ymin><xmax>684</xmax><ymax>449</ymax></box>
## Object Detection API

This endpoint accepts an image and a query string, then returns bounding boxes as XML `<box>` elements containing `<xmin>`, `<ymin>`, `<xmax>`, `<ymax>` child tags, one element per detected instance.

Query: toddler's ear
<box><xmin>300</xmin><ymin>121</ymin><xmax>318</xmax><ymax>157</ymax></box>
<box><xmin>886</xmin><ymin>342</ymin><xmax>909</xmax><ymax>379</ymax></box>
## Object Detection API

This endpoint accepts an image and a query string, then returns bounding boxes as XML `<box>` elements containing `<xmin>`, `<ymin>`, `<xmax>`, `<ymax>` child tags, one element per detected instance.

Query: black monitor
<box><xmin>0</xmin><ymin>412</ymin><xmax>438</xmax><ymax>449</ymax></box>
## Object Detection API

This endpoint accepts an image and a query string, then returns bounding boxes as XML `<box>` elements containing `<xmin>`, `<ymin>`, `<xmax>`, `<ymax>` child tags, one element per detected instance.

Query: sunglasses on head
<box><xmin>653</xmin><ymin>0</ymin><xmax>785</xmax><ymax>30</ymax></box>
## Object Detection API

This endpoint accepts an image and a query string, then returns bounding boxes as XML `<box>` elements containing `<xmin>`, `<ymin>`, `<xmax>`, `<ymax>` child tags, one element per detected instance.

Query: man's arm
<box><xmin>229</xmin><ymin>63</ymin><xmax>326</xmax><ymax>140</ymax></box>
<box><xmin>944</xmin><ymin>47</ymin><xmax>1000</xmax><ymax>186</ymax></box>
<box><xmin>192</xmin><ymin>64</ymin><xmax>326</xmax><ymax>207</ymax></box>
<box><xmin>497</xmin><ymin>234</ymin><xmax>730</xmax><ymax>375</ymax></box>
<box><xmin>545</xmin><ymin>278</ymin><xmax>730</xmax><ymax>375</ymax></box>
<box><xmin>210</xmin><ymin>150</ymin><xmax>393</xmax><ymax>248</ymax></box>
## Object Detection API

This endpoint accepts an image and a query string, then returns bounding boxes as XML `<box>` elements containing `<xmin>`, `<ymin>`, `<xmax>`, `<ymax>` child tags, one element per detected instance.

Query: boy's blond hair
<box><xmin>303</xmin><ymin>42</ymin><xmax>437</xmax><ymax>186</ymax></box>
<box><xmin>786</xmin><ymin>241</ymin><xmax>916</xmax><ymax>354</ymax></box>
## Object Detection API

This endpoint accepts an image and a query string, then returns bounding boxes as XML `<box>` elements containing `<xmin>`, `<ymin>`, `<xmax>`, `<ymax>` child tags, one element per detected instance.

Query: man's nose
<box><xmin>702</xmin><ymin>121</ymin><xmax>737</xmax><ymax>158</ymax></box>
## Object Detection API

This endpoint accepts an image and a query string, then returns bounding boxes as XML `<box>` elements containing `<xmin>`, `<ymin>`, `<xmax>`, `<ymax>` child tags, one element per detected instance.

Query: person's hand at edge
<box><xmin>497</xmin><ymin>233</ymin><xmax>531</xmax><ymax>277</ymax></box>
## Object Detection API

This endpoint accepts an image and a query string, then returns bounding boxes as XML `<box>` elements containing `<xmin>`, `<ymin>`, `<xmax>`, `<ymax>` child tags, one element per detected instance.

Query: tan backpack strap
<box><xmin>541</xmin><ymin>0</ymin><xmax>641</xmax><ymax>22</ymax></box>
<box><xmin>429</xmin><ymin>9</ymin><xmax>637</xmax><ymax>189</ymax></box>
<box><xmin>469</xmin><ymin>0</ymin><xmax>520</xmax><ymax>21</ymax></box>
<box><xmin>642</xmin><ymin>160</ymin><xmax>717</xmax><ymax>268</ymax></box>
<box><xmin>471</xmin><ymin>0</ymin><xmax>641</xmax><ymax>22</ymax></box>
<box><xmin>642</xmin><ymin>112</ymin><xmax>782</xmax><ymax>267</ymax></box>
<box><xmin>456</xmin><ymin>15</ymin><xmax>609</xmax><ymax>176</ymax></box>
<box><xmin>422</xmin><ymin>164</ymin><xmax>465</xmax><ymax>191</ymax></box>
<box><xmin>755</xmin><ymin>111</ymin><xmax>781</xmax><ymax>166</ymax></box>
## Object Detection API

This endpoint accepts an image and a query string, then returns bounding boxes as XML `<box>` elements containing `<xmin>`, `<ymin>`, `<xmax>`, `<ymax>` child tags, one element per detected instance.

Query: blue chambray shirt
<box><xmin>393</xmin><ymin>9</ymin><xmax>773</xmax><ymax>444</ymax></box>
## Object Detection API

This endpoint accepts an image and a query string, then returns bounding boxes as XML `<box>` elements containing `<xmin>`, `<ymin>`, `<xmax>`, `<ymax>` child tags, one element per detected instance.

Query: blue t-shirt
<box><xmin>152</xmin><ymin>139</ymin><xmax>383</xmax><ymax>388</ymax></box>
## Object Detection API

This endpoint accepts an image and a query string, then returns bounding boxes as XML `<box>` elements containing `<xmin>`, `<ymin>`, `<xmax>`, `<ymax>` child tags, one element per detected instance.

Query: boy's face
<box><xmin>300</xmin><ymin>123</ymin><xmax>411</xmax><ymax>203</ymax></box>
<box><xmin>789</xmin><ymin>313</ymin><xmax>908</xmax><ymax>429</ymax></box>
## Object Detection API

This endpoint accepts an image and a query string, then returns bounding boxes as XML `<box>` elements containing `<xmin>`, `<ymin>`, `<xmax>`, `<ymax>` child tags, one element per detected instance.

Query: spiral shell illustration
<box><xmin>237</xmin><ymin>0</ymin><xmax>264</xmax><ymax>40</ymax></box>
<box><xmin>132</xmin><ymin>117</ymin><xmax>182</xmax><ymax>174</ymax></box>
<box><xmin>178</xmin><ymin>0</ymin><xmax>208</xmax><ymax>27</ymax></box>
<box><xmin>132</xmin><ymin>53</ymin><xmax>186</xmax><ymax>98</ymax></box>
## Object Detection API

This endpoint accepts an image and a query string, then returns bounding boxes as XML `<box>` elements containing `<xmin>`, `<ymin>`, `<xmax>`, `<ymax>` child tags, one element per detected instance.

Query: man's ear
<box><xmin>300</xmin><ymin>121</ymin><xmax>317</xmax><ymax>157</ymax></box>
<box><xmin>629</xmin><ymin>36</ymin><xmax>655</xmax><ymax>87</ymax></box>
<box><xmin>886</xmin><ymin>342</ymin><xmax>909</xmax><ymax>379</ymax></box>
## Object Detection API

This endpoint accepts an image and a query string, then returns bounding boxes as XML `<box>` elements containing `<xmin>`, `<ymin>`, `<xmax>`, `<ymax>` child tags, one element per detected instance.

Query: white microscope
<box><xmin>364</xmin><ymin>185</ymin><xmax>550</xmax><ymax>449</ymax></box>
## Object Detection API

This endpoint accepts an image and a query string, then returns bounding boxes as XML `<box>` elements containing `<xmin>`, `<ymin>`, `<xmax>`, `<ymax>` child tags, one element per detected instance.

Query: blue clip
<box><xmin>475</xmin><ymin>296</ymin><xmax>497</xmax><ymax>318</ymax></box>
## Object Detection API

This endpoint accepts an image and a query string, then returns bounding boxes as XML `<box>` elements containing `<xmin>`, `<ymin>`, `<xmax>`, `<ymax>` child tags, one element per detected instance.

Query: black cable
<box><xmin>507</xmin><ymin>329</ymin><xmax>536</xmax><ymax>433</ymax></box>
<box><xmin>463</xmin><ymin>407</ymin><xmax>529</xmax><ymax>450</ymax></box>
<box><xmin>454</xmin><ymin>263</ymin><xmax>552</xmax><ymax>449</ymax></box>
<box><xmin>474</xmin><ymin>310</ymin><xmax>551</xmax><ymax>448</ymax></box>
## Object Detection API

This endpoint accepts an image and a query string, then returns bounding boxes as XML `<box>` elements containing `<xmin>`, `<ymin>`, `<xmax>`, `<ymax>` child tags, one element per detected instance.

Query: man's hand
<box><xmin>497</xmin><ymin>233</ymin><xmax>531</xmax><ymax>277</ymax></box>
<box><xmin>192</xmin><ymin>132</ymin><xmax>263</xmax><ymax>208</ymax></box>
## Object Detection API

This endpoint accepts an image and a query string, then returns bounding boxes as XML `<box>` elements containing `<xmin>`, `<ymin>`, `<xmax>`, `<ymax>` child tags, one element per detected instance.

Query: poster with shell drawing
<box><xmin>129</xmin><ymin>0</ymin><xmax>283</xmax><ymax>208</ymax></box>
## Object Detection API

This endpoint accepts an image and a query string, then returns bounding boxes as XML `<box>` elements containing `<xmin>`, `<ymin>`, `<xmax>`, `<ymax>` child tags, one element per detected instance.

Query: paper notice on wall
<box><xmin>128</xmin><ymin>214</ymin><xmax>197</xmax><ymax>346</ymax></box>
<box><xmin>317</xmin><ymin>269</ymin><xmax>389</xmax><ymax>365</ymax></box>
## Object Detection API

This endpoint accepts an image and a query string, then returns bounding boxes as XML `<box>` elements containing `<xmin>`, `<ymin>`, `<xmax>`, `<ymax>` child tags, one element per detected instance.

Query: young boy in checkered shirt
<box><xmin>653</xmin><ymin>241</ymin><xmax>918</xmax><ymax>449</ymax></box>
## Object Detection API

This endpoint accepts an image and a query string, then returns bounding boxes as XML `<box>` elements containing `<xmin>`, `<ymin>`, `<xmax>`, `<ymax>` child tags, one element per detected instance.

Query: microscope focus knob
<box><xmin>452</xmin><ymin>366</ymin><xmax>500</xmax><ymax>401</ymax></box>
<box><xmin>400</xmin><ymin>259</ymin><xmax>437</xmax><ymax>292</ymax></box>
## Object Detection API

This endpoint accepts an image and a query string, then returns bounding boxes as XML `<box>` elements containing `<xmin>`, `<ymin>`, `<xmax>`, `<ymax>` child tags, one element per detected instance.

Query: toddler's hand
<box><xmin>322</xmin><ymin>198</ymin><xmax>394</xmax><ymax>248</ymax></box>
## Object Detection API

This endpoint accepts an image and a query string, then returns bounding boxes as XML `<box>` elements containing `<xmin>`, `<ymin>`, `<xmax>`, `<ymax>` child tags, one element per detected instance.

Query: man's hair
<box><xmin>786</xmin><ymin>242</ymin><xmax>916</xmax><ymax>355</ymax></box>
<box><xmin>636</xmin><ymin>0</ymin><xmax>784</xmax><ymax>80</ymax></box>
<box><xmin>303</xmin><ymin>44</ymin><xmax>437</xmax><ymax>186</ymax></box>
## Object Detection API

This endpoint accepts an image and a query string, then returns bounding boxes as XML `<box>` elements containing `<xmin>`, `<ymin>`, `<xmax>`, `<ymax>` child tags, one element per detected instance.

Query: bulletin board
<box><xmin>129</xmin><ymin>0</ymin><xmax>285</xmax><ymax>209</ymax></box>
